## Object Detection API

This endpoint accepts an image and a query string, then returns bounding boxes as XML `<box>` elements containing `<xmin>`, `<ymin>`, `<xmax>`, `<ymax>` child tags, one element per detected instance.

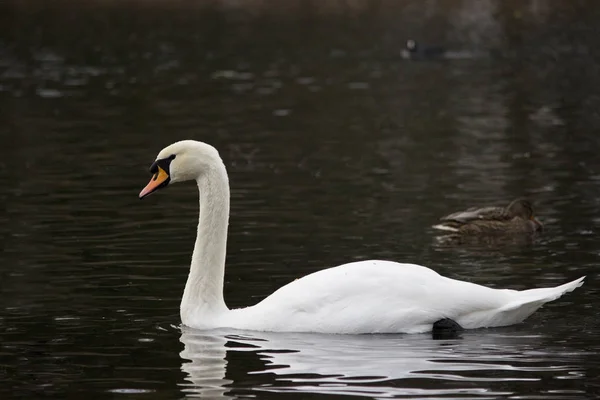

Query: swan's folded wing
<box><xmin>227</xmin><ymin>260</ymin><xmax>516</xmax><ymax>334</ymax></box>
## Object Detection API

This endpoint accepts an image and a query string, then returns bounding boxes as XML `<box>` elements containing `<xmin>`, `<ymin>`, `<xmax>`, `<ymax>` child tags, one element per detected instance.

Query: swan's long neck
<box><xmin>180</xmin><ymin>162</ymin><xmax>230</xmax><ymax>325</ymax></box>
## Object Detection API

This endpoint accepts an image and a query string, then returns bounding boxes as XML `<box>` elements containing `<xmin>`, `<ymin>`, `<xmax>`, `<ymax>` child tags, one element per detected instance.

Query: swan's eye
<box><xmin>149</xmin><ymin>155</ymin><xmax>175</xmax><ymax>174</ymax></box>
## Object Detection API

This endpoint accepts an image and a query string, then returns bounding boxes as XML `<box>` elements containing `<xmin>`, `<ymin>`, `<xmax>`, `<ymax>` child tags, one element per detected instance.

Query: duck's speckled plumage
<box><xmin>433</xmin><ymin>199</ymin><xmax>543</xmax><ymax>234</ymax></box>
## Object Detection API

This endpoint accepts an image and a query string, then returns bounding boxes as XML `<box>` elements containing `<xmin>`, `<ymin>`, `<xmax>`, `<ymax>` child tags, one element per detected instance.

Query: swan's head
<box><xmin>139</xmin><ymin>140</ymin><xmax>221</xmax><ymax>199</ymax></box>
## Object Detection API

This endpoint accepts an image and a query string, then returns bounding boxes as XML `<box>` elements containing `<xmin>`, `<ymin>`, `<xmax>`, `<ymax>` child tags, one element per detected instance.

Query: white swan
<box><xmin>139</xmin><ymin>140</ymin><xmax>584</xmax><ymax>334</ymax></box>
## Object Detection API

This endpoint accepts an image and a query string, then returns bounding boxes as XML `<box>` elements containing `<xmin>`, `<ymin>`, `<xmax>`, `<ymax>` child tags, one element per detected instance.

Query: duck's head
<box><xmin>507</xmin><ymin>199</ymin><xmax>543</xmax><ymax>229</ymax></box>
<box><xmin>139</xmin><ymin>140</ymin><xmax>221</xmax><ymax>199</ymax></box>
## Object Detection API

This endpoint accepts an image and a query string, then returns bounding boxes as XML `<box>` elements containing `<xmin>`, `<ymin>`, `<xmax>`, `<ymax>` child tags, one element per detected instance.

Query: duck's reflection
<box><xmin>179</xmin><ymin>327</ymin><xmax>587</xmax><ymax>398</ymax></box>
<box><xmin>432</xmin><ymin>231</ymin><xmax>538</xmax><ymax>249</ymax></box>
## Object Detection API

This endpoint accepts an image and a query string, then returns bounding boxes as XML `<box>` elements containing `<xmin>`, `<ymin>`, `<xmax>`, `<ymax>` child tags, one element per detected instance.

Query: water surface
<box><xmin>1</xmin><ymin>1</ymin><xmax>599</xmax><ymax>398</ymax></box>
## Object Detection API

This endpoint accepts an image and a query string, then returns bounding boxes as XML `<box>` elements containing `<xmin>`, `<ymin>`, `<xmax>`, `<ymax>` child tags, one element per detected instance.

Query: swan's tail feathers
<box><xmin>513</xmin><ymin>276</ymin><xmax>585</xmax><ymax>306</ymax></box>
<box><xmin>459</xmin><ymin>277</ymin><xmax>585</xmax><ymax>329</ymax></box>
<box><xmin>496</xmin><ymin>276</ymin><xmax>585</xmax><ymax>321</ymax></box>
<box><xmin>432</xmin><ymin>223</ymin><xmax>459</xmax><ymax>232</ymax></box>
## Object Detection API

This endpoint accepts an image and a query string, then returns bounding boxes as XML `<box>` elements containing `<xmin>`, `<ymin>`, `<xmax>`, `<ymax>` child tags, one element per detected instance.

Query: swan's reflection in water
<box><xmin>179</xmin><ymin>327</ymin><xmax>588</xmax><ymax>398</ymax></box>
<box><xmin>179</xmin><ymin>331</ymin><xmax>232</xmax><ymax>398</ymax></box>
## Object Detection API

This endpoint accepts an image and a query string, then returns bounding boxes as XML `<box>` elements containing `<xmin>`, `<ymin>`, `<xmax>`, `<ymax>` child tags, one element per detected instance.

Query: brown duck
<box><xmin>432</xmin><ymin>199</ymin><xmax>543</xmax><ymax>234</ymax></box>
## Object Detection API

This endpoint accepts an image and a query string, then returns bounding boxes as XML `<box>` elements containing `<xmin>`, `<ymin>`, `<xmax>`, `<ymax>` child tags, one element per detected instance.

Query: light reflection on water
<box><xmin>180</xmin><ymin>327</ymin><xmax>589</xmax><ymax>399</ymax></box>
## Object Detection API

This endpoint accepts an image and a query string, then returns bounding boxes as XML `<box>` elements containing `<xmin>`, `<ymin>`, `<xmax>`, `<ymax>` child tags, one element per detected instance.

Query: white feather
<box><xmin>220</xmin><ymin>262</ymin><xmax>584</xmax><ymax>333</ymax></box>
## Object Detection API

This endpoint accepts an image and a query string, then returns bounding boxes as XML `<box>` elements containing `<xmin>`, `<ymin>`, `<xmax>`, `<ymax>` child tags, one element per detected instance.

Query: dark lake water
<box><xmin>1</xmin><ymin>1</ymin><xmax>600</xmax><ymax>398</ymax></box>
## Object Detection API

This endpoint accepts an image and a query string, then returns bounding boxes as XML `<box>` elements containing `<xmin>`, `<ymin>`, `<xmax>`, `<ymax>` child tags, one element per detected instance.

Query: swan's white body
<box><xmin>141</xmin><ymin>140</ymin><xmax>584</xmax><ymax>334</ymax></box>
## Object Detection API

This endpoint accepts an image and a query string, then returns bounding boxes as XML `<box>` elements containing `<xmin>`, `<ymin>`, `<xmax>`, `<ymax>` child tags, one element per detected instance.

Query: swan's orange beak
<box><xmin>139</xmin><ymin>166</ymin><xmax>170</xmax><ymax>199</ymax></box>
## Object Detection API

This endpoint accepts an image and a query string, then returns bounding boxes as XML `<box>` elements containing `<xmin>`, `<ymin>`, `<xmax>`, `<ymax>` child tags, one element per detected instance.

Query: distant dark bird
<box><xmin>432</xmin><ymin>199</ymin><xmax>543</xmax><ymax>234</ymax></box>
<box><xmin>401</xmin><ymin>39</ymin><xmax>447</xmax><ymax>60</ymax></box>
